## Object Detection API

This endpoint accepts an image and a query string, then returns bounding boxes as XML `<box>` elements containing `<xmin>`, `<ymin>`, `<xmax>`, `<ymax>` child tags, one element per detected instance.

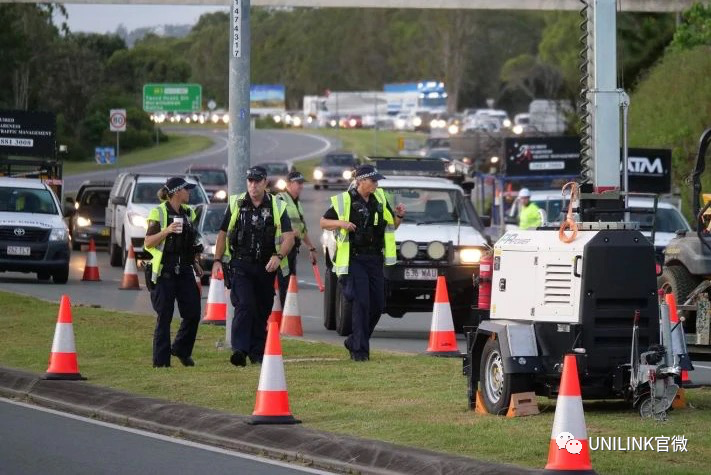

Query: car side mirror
<box><xmin>460</xmin><ymin>181</ymin><xmax>475</xmax><ymax>195</ymax></box>
<box><xmin>111</xmin><ymin>196</ymin><xmax>127</xmax><ymax>206</ymax></box>
<box><xmin>480</xmin><ymin>216</ymin><xmax>491</xmax><ymax>227</ymax></box>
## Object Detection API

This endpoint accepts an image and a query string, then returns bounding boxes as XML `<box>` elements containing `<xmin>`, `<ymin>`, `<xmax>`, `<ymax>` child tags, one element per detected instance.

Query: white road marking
<box><xmin>693</xmin><ymin>364</ymin><xmax>711</xmax><ymax>370</ymax></box>
<box><xmin>1</xmin><ymin>398</ymin><xmax>332</xmax><ymax>474</ymax></box>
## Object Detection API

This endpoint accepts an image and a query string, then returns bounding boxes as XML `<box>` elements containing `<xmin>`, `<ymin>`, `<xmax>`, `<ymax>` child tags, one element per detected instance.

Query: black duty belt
<box><xmin>353</xmin><ymin>247</ymin><xmax>382</xmax><ymax>256</ymax></box>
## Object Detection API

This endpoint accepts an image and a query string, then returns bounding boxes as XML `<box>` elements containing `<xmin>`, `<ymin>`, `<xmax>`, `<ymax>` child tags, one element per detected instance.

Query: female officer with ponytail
<box><xmin>144</xmin><ymin>177</ymin><xmax>203</xmax><ymax>368</ymax></box>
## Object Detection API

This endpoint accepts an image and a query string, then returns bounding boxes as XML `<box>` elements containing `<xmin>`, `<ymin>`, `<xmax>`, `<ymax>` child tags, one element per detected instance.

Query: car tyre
<box><xmin>37</xmin><ymin>272</ymin><xmax>51</xmax><ymax>281</ymax></box>
<box><xmin>121</xmin><ymin>231</ymin><xmax>128</xmax><ymax>269</ymax></box>
<box><xmin>109</xmin><ymin>229</ymin><xmax>123</xmax><ymax>267</ymax></box>
<box><xmin>314</xmin><ymin>184</ymin><xmax>321</xmax><ymax>190</ymax></box>
<box><xmin>659</xmin><ymin>265</ymin><xmax>699</xmax><ymax>305</ymax></box>
<box><xmin>479</xmin><ymin>337</ymin><xmax>533</xmax><ymax>415</ymax></box>
<box><xmin>335</xmin><ymin>278</ymin><xmax>352</xmax><ymax>336</ymax></box>
<box><xmin>52</xmin><ymin>264</ymin><xmax>69</xmax><ymax>284</ymax></box>
<box><xmin>323</xmin><ymin>263</ymin><xmax>337</xmax><ymax>330</ymax></box>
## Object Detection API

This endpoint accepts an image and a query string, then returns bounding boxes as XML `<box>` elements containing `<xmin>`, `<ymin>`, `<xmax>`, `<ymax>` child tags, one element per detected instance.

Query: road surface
<box><xmin>0</xmin><ymin>398</ymin><xmax>331</xmax><ymax>475</ymax></box>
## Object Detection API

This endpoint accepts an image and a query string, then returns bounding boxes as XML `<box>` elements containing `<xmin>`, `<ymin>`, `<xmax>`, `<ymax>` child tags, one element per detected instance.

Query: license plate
<box><xmin>101</xmin><ymin>228</ymin><xmax>110</xmax><ymax>236</ymax></box>
<box><xmin>7</xmin><ymin>246</ymin><xmax>31</xmax><ymax>256</ymax></box>
<box><xmin>404</xmin><ymin>268</ymin><xmax>438</xmax><ymax>280</ymax></box>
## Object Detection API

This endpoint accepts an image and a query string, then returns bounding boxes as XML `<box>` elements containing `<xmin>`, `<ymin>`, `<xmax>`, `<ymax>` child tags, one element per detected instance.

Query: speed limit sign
<box><xmin>109</xmin><ymin>109</ymin><xmax>127</xmax><ymax>132</ymax></box>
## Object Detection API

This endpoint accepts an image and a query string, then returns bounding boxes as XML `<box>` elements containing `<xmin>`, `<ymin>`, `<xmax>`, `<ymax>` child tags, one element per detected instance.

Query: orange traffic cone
<box><xmin>280</xmin><ymin>275</ymin><xmax>303</xmax><ymax>337</ymax></box>
<box><xmin>119</xmin><ymin>244</ymin><xmax>140</xmax><ymax>290</ymax></box>
<box><xmin>268</xmin><ymin>276</ymin><xmax>283</xmax><ymax>329</ymax></box>
<box><xmin>545</xmin><ymin>354</ymin><xmax>595</xmax><ymax>474</ymax></box>
<box><xmin>250</xmin><ymin>321</ymin><xmax>300</xmax><ymax>425</ymax></box>
<box><xmin>665</xmin><ymin>293</ymin><xmax>695</xmax><ymax>387</ymax></box>
<box><xmin>425</xmin><ymin>276</ymin><xmax>460</xmax><ymax>356</ymax></box>
<box><xmin>44</xmin><ymin>295</ymin><xmax>86</xmax><ymax>380</ymax></box>
<box><xmin>81</xmin><ymin>238</ymin><xmax>100</xmax><ymax>281</ymax></box>
<box><xmin>201</xmin><ymin>267</ymin><xmax>227</xmax><ymax>325</ymax></box>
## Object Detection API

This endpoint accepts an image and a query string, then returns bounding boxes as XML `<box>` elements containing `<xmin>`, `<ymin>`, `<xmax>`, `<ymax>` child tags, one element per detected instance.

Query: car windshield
<box><xmin>192</xmin><ymin>169</ymin><xmax>226</xmax><ymax>186</ymax></box>
<box><xmin>79</xmin><ymin>189</ymin><xmax>110</xmax><ymax>215</ymax></box>
<box><xmin>263</xmin><ymin>163</ymin><xmax>289</xmax><ymax>175</ymax></box>
<box><xmin>0</xmin><ymin>187</ymin><xmax>57</xmax><ymax>214</ymax></box>
<box><xmin>201</xmin><ymin>207</ymin><xmax>226</xmax><ymax>234</ymax></box>
<box><xmin>387</xmin><ymin>188</ymin><xmax>470</xmax><ymax>225</ymax></box>
<box><xmin>132</xmin><ymin>182</ymin><xmax>207</xmax><ymax>205</ymax></box>
<box><xmin>631</xmin><ymin>208</ymin><xmax>689</xmax><ymax>233</ymax></box>
<box><xmin>323</xmin><ymin>155</ymin><xmax>356</xmax><ymax>167</ymax></box>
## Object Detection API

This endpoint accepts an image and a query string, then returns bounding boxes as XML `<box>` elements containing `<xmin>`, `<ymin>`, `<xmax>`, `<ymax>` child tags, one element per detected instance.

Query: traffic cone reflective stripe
<box><xmin>44</xmin><ymin>295</ymin><xmax>85</xmax><ymax>380</ymax></box>
<box><xmin>250</xmin><ymin>322</ymin><xmax>300</xmax><ymax>425</ymax></box>
<box><xmin>268</xmin><ymin>276</ymin><xmax>283</xmax><ymax>328</ymax></box>
<box><xmin>81</xmin><ymin>238</ymin><xmax>100</xmax><ymax>281</ymax></box>
<box><xmin>280</xmin><ymin>275</ymin><xmax>303</xmax><ymax>337</ymax></box>
<box><xmin>202</xmin><ymin>267</ymin><xmax>226</xmax><ymax>325</ymax></box>
<box><xmin>545</xmin><ymin>354</ymin><xmax>594</xmax><ymax>473</ymax></box>
<box><xmin>425</xmin><ymin>276</ymin><xmax>460</xmax><ymax>356</ymax></box>
<box><xmin>119</xmin><ymin>244</ymin><xmax>140</xmax><ymax>290</ymax></box>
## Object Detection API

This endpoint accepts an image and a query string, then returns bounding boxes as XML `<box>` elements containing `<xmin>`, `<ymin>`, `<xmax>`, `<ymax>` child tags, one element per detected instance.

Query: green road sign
<box><xmin>143</xmin><ymin>83</ymin><xmax>202</xmax><ymax>113</ymax></box>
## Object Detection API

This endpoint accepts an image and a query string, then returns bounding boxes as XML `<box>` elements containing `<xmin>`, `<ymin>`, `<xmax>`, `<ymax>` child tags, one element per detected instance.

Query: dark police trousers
<box><xmin>229</xmin><ymin>259</ymin><xmax>277</xmax><ymax>359</ymax></box>
<box><xmin>342</xmin><ymin>255</ymin><xmax>385</xmax><ymax>357</ymax></box>
<box><xmin>277</xmin><ymin>248</ymin><xmax>298</xmax><ymax>307</ymax></box>
<box><xmin>150</xmin><ymin>265</ymin><xmax>201</xmax><ymax>366</ymax></box>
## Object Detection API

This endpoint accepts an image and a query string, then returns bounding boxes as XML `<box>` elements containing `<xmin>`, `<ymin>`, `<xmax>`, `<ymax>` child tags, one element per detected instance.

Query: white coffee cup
<box><xmin>172</xmin><ymin>217</ymin><xmax>184</xmax><ymax>234</ymax></box>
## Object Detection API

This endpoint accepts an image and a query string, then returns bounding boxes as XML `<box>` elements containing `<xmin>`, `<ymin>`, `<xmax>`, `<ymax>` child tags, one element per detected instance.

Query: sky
<box><xmin>62</xmin><ymin>5</ymin><xmax>228</xmax><ymax>34</ymax></box>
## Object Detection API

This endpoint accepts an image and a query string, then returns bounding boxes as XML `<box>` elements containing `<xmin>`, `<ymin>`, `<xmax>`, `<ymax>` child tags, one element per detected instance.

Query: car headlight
<box><xmin>503</xmin><ymin>118</ymin><xmax>512</xmax><ymax>128</ymax></box>
<box><xmin>313</xmin><ymin>169</ymin><xmax>324</xmax><ymax>180</ymax></box>
<box><xmin>447</xmin><ymin>163</ymin><xmax>456</xmax><ymax>174</ymax></box>
<box><xmin>400</xmin><ymin>240</ymin><xmax>418</xmax><ymax>260</ymax></box>
<box><xmin>413</xmin><ymin>116</ymin><xmax>422</xmax><ymax>127</ymax></box>
<box><xmin>214</xmin><ymin>189</ymin><xmax>227</xmax><ymax>201</ymax></box>
<box><xmin>74</xmin><ymin>202</ymin><xmax>80</xmax><ymax>210</ymax></box>
<box><xmin>128</xmin><ymin>212</ymin><xmax>147</xmax><ymax>229</ymax></box>
<box><xmin>448</xmin><ymin>124</ymin><xmax>459</xmax><ymax>135</ymax></box>
<box><xmin>342</xmin><ymin>169</ymin><xmax>353</xmax><ymax>180</ymax></box>
<box><xmin>349</xmin><ymin>118</ymin><xmax>357</xmax><ymax>127</ymax></box>
<box><xmin>459</xmin><ymin>248</ymin><xmax>482</xmax><ymax>264</ymax></box>
<box><xmin>427</xmin><ymin>241</ymin><xmax>446</xmax><ymax>260</ymax></box>
<box><xmin>50</xmin><ymin>228</ymin><xmax>69</xmax><ymax>241</ymax></box>
<box><xmin>76</xmin><ymin>216</ymin><xmax>92</xmax><ymax>227</ymax></box>
<box><xmin>429</xmin><ymin>119</ymin><xmax>437</xmax><ymax>129</ymax></box>
<box><xmin>513</xmin><ymin>125</ymin><xmax>524</xmax><ymax>135</ymax></box>
<box><xmin>293</xmin><ymin>117</ymin><xmax>302</xmax><ymax>127</ymax></box>
<box><xmin>276</xmin><ymin>179</ymin><xmax>287</xmax><ymax>190</ymax></box>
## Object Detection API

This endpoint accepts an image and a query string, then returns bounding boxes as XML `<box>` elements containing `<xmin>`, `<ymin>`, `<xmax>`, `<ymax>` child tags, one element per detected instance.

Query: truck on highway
<box><xmin>321</xmin><ymin>159</ymin><xmax>489</xmax><ymax>334</ymax></box>
<box><xmin>0</xmin><ymin>177</ymin><xmax>71</xmax><ymax>283</ymax></box>
<box><xmin>106</xmin><ymin>173</ymin><xmax>209</xmax><ymax>267</ymax></box>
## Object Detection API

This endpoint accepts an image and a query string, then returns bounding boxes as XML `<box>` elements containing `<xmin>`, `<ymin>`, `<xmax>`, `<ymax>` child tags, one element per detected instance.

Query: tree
<box><xmin>670</xmin><ymin>2</ymin><xmax>711</xmax><ymax>50</ymax></box>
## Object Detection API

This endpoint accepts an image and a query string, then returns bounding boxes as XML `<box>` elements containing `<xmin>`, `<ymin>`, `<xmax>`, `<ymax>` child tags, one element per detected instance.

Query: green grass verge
<box><xmin>0</xmin><ymin>290</ymin><xmax>709</xmax><ymax>474</ymax></box>
<box><xmin>63</xmin><ymin>134</ymin><xmax>214</xmax><ymax>176</ymax></box>
<box><xmin>290</xmin><ymin>128</ymin><xmax>426</xmax><ymax>180</ymax></box>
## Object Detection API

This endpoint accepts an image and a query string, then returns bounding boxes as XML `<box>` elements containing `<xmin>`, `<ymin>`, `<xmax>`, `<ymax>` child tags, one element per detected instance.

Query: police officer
<box><xmin>213</xmin><ymin>166</ymin><xmax>295</xmax><ymax>367</ymax></box>
<box><xmin>144</xmin><ymin>177</ymin><xmax>203</xmax><ymax>368</ymax></box>
<box><xmin>276</xmin><ymin>170</ymin><xmax>318</xmax><ymax>306</ymax></box>
<box><xmin>320</xmin><ymin>165</ymin><xmax>405</xmax><ymax>361</ymax></box>
<box><xmin>517</xmin><ymin>188</ymin><xmax>542</xmax><ymax>230</ymax></box>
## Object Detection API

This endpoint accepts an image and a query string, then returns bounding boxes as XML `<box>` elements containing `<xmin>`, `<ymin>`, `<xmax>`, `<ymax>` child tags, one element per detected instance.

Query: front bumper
<box><xmin>384</xmin><ymin>263</ymin><xmax>478</xmax><ymax>311</ymax></box>
<box><xmin>72</xmin><ymin>224</ymin><xmax>110</xmax><ymax>245</ymax></box>
<box><xmin>0</xmin><ymin>240</ymin><xmax>70</xmax><ymax>273</ymax></box>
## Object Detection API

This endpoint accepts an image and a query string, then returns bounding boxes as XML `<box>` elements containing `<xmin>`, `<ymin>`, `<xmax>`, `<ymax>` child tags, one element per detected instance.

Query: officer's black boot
<box><xmin>230</xmin><ymin>350</ymin><xmax>247</xmax><ymax>367</ymax></box>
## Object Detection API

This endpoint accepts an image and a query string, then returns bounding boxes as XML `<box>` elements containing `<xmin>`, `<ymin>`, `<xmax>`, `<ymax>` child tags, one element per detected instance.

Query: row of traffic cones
<box><xmin>42</xmin><ymin>294</ymin><xmax>300</xmax><ymax>424</ymax></box>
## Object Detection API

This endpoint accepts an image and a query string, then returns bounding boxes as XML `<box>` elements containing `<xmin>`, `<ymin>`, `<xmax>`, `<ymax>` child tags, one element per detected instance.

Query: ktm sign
<box><xmin>628</xmin><ymin>156</ymin><xmax>664</xmax><ymax>175</ymax></box>
<box><xmin>627</xmin><ymin>148</ymin><xmax>671</xmax><ymax>193</ymax></box>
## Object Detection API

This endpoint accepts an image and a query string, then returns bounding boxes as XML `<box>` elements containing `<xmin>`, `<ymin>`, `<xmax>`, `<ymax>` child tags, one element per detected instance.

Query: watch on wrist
<box><xmin>276</xmin><ymin>253</ymin><xmax>284</xmax><ymax>260</ymax></box>
<box><xmin>396</xmin><ymin>214</ymin><xmax>404</xmax><ymax>219</ymax></box>
<box><xmin>309</xmin><ymin>247</ymin><xmax>316</xmax><ymax>252</ymax></box>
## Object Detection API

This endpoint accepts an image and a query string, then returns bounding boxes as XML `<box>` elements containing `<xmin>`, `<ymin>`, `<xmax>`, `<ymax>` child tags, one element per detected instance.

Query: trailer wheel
<box><xmin>479</xmin><ymin>338</ymin><xmax>531</xmax><ymax>415</ymax></box>
<box><xmin>659</xmin><ymin>265</ymin><xmax>699</xmax><ymax>305</ymax></box>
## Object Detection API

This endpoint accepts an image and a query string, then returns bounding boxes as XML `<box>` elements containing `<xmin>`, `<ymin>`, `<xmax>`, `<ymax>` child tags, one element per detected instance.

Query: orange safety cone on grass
<box><xmin>280</xmin><ymin>275</ymin><xmax>303</xmax><ymax>337</ymax></box>
<box><xmin>119</xmin><ymin>244</ymin><xmax>140</xmax><ymax>290</ymax></box>
<box><xmin>544</xmin><ymin>354</ymin><xmax>595</xmax><ymax>474</ymax></box>
<box><xmin>268</xmin><ymin>276</ymin><xmax>283</xmax><ymax>328</ymax></box>
<box><xmin>425</xmin><ymin>276</ymin><xmax>461</xmax><ymax>356</ymax></box>
<box><xmin>250</xmin><ymin>321</ymin><xmax>300</xmax><ymax>425</ymax></box>
<box><xmin>81</xmin><ymin>238</ymin><xmax>100</xmax><ymax>281</ymax></box>
<box><xmin>201</xmin><ymin>267</ymin><xmax>227</xmax><ymax>325</ymax></box>
<box><xmin>44</xmin><ymin>295</ymin><xmax>86</xmax><ymax>380</ymax></box>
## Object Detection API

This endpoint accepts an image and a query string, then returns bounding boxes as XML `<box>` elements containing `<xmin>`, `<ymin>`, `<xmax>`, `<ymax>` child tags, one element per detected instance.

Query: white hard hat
<box><xmin>519</xmin><ymin>188</ymin><xmax>531</xmax><ymax>198</ymax></box>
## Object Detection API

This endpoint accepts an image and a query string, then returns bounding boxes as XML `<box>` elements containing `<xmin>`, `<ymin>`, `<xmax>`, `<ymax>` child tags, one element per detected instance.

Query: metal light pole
<box><xmin>228</xmin><ymin>0</ymin><xmax>250</xmax><ymax>195</ymax></box>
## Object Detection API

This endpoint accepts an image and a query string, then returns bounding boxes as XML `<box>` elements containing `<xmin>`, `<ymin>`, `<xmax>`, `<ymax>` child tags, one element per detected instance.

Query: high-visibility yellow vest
<box><xmin>330</xmin><ymin>188</ymin><xmax>396</xmax><ymax>276</ymax></box>
<box><xmin>519</xmin><ymin>202</ymin><xmax>542</xmax><ymax>230</ymax></box>
<box><xmin>277</xmin><ymin>191</ymin><xmax>306</xmax><ymax>239</ymax></box>
<box><xmin>145</xmin><ymin>202</ymin><xmax>197</xmax><ymax>283</ymax></box>
<box><xmin>224</xmin><ymin>192</ymin><xmax>289</xmax><ymax>274</ymax></box>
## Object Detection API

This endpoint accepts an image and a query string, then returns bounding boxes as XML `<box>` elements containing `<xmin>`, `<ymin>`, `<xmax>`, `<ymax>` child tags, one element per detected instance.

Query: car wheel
<box><xmin>323</xmin><ymin>184</ymin><xmax>329</xmax><ymax>190</ymax></box>
<box><xmin>323</xmin><ymin>263</ymin><xmax>337</xmax><ymax>330</ymax></box>
<box><xmin>479</xmin><ymin>337</ymin><xmax>533</xmax><ymax>414</ymax></box>
<box><xmin>72</xmin><ymin>240</ymin><xmax>81</xmax><ymax>251</ymax></box>
<box><xmin>314</xmin><ymin>184</ymin><xmax>321</xmax><ymax>190</ymax></box>
<box><xmin>37</xmin><ymin>272</ymin><xmax>51</xmax><ymax>281</ymax></box>
<box><xmin>659</xmin><ymin>265</ymin><xmax>699</xmax><ymax>305</ymax></box>
<box><xmin>109</xmin><ymin>229</ymin><xmax>123</xmax><ymax>267</ymax></box>
<box><xmin>335</xmin><ymin>278</ymin><xmax>352</xmax><ymax>336</ymax></box>
<box><xmin>52</xmin><ymin>264</ymin><xmax>69</xmax><ymax>284</ymax></box>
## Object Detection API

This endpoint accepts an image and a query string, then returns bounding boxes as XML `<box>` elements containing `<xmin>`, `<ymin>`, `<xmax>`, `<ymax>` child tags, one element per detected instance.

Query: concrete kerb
<box><xmin>0</xmin><ymin>366</ymin><xmax>540</xmax><ymax>475</ymax></box>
